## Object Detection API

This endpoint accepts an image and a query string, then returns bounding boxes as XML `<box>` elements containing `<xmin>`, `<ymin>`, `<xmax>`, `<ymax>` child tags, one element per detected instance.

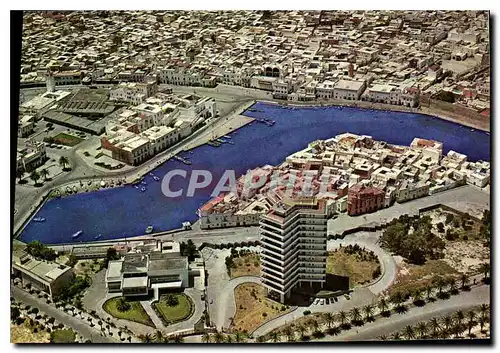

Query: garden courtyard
<box><xmin>103</xmin><ymin>297</ymin><xmax>155</xmax><ymax>328</ymax></box>
<box><xmin>153</xmin><ymin>293</ymin><xmax>193</xmax><ymax>324</ymax></box>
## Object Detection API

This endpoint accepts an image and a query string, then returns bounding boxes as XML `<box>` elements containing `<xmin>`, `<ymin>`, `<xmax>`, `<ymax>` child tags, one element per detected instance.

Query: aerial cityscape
<box><xmin>11</xmin><ymin>10</ymin><xmax>490</xmax><ymax>344</ymax></box>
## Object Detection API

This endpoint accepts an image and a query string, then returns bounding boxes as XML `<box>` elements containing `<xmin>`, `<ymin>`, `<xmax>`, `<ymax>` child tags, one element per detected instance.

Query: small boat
<box><xmin>223</xmin><ymin>135</ymin><xmax>231</xmax><ymax>139</ymax></box>
<box><xmin>153</xmin><ymin>176</ymin><xmax>160</xmax><ymax>181</ymax></box>
<box><xmin>141</xmin><ymin>180</ymin><xmax>148</xmax><ymax>185</ymax></box>
<box><xmin>134</xmin><ymin>185</ymin><xmax>139</xmax><ymax>189</ymax></box>
<box><xmin>33</xmin><ymin>217</ymin><xmax>45</xmax><ymax>222</ymax></box>
<box><xmin>217</xmin><ymin>138</ymin><xmax>226</xmax><ymax>143</ymax></box>
<box><xmin>486</xmin><ymin>132</ymin><xmax>490</xmax><ymax>135</ymax></box>
<box><xmin>145</xmin><ymin>225</ymin><xmax>153</xmax><ymax>234</ymax></box>
<box><xmin>95</xmin><ymin>234</ymin><xmax>102</xmax><ymax>240</ymax></box>
<box><xmin>228</xmin><ymin>141</ymin><xmax>234</xmax><ymax>145</ymax></box>
<box><xmin>72</xmin><ymin>230</ymin><xmax>83</xmax><ymax>239</ymax></box>
<box><xmin>141</xmin><ymin>187</ymin><xmax>146</xmax><ymax>192</ymax></box>
<box><xmin>149</xmin><ymin>172</ymin><xmax>155</xmax><ymax>177</ymax></box>
<box><xmin>189</xmin><ymin>151</ymin><xmax>194</xmax><ymax>154</ymax></box>
<box><xmin>471</xmin><ymin>129</ymin><xmax>475</xmax><ymax>132</ymax></box>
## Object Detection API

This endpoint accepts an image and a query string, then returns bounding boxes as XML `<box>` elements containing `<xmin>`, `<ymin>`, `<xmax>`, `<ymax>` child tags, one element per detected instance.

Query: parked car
<box><xmin>313</xmin><ymin>298</ymin><xmax>320</xmax><ymax>305</ymax></box>
<box><xmin>319</xmin><ymin>299</ymin><xmax>326</xmax><ymax>305</ymax></box>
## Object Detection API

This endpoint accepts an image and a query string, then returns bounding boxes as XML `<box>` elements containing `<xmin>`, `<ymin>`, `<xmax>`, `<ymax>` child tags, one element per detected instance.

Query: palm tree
<box><xmin>324</xmin><ymin>312</ymin><xmax>336</xmax><ymax>329</ymax></box>
<box><xmin>403</xmin><ymin>325</ymin><xmax>415</xmax><ymax>340</ymax></box>
<box><xmin>412</xmin><ymin>290</ymin><xmax>423</xmax><ymax>306</ymax></box>
<box><xmin>467</xmin><ymin>311</ymin><xmax>477</xmax><ymax>336</ymax></box>
<box><xmin>39</xmin><ymin>168</ymin><xmax>50</xmax><ymax>181</ymax></box>
<box><xmin>479</xmin><ymin>263</ymin><xmax>490</xmax><ymax>282</ymax></box>
<box><xmin>328</xmin><ymin>325</ymin><xmax>341</xmax><ymax>336</ymax></box>
<box><xmin>59</xmin><ymin>156</ymin><xmax>69</xmax><ymax>170</ymax></box>
<box><xmin>442</xmin><ymin>315</ymin><xmax>453</xmax><ymax>335</ymax></box>
<box><xmin>454</xmin><ymin>310</ymin><xmax>465</xmax><ymax>327</ymax></box>
<box><xmin>154</xmin><ymin>330</ymin><xmax>164</xmax><ymax>343</ymax></box>
<box><xmin>448</xmin><ymin>278</ymin><xmax>458</xmax><ymax>295</ymax></box>
<box><xmin>451</xmin><ymin>323</ymin><xmax>464</xmax><ymax>338</ymax></box>
<box><xmin>202</xmin><ymin>333</ymin><xmax>211</xmax><ymax>343</ymax></box>
<box><xmin>139</xmin><ymin>333</ymin><xmax>153</xmax><ymax>343</ymax></box>
<box><xmin>415</xmin><ymin>321</ymin><xmax>428</xmax><ymax>339</ymax></box>
<box><xmin>16</xmin><ymin>169</ymin><xmax>25</xmax><ymax>183</ymax></box>
<box><xmin>434</xmin><ymin>276</ymin><xmax>446</xmax><ymax>297</ymax></box>
<box><xmin>429</xmin><ymin>318</ymin><xmax>441</xmax><ymax>338</ymax></box>
<box><xmin>349</xmin><ymin>307</ymin><xmax>362</xmax><ymax>324</ymax></box>
<box><xmin>282</xmin><ymin>327</ymin><xmax>294</xmax><ymax>342</ymax></box>
<box><xmin>213</xmin><ymin>331</ymin><xmax>225</xmax><ymax>343</ymax></box>
<box><xmin>297</xmin><ymin>325</ymin><xmax>306</xmax><ymax>340</ymax></box>
<box><xmin>363</xmin><ymin>304</ymin><xmax>374</xmax><ymax>321</ymax></box>
<box><xmin>225</xmin><ymin>334</ymin><xmax>233</xmax><ymax>343</ymax></box>
<box><xmin>172</xmin><ymin>335</ymin><xmax>184</xmax><ymax>343</ymax></box>
<box><xmin>337</xmin><ymin>311</ymin><xmax>348</xmax><ymax>326</ymax></box>
<box><xmin>425</xmin><ymin>285</ymin><xmax>434</xmax><ymax>301</ymax></box>
<box><xmin>378</xmin><ymin>335</ymin><xmax>388</xmax><ymax>341</ymax></box>
<box><xmin>391</xmin><ymin>332</ymin><xmax>402</xmax><ymax>340</ymax></box>
<box><xmin>378</xmin><ymin>297</ymin><xmax>389</xmax><ymax>315</ymax></box>
<box><xmin>30</xmin><ymin>170</ymin><xmax>40</xmax><ymax>185</ymax></box>
<box><xmin>310</xmin><ymin>319</ymin><xmax>320</xmax><ymax>336</ymax></box>
<box><xmin>479</xmin><ymin>304</ymin><xmax>489</xmax><ymax>319</ymax></box>
<box><xmin>269</xmin><ymin>331</ymin><xmax>281</xmax><ymax>343</ymax></box>
<box><xmin>234</xmin><ymin>331</ymin><xmax>246</xmax><ymax>343</ymax></box>
<box><xmin>460</xmin><ymin>274</ymin><xmax>469</xmax><ymax>289</ymax></box>
<box><xmin>390</xmin><ymin>292</ymin><xmax>405</xmax><ymax>313</ymax></box>
<box><xmin>478</xmin><ymin>315</ymin><xmax>488</xmax><ymax>332</ymax></box>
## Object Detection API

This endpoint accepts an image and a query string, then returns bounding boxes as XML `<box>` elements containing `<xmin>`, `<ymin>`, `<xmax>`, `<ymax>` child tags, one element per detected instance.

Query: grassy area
<box><xmin>50</xmin><ymin>329</ymin><xmax>76</xmax><ymax>343</ymax></box>
<box><xmin>230</xmin><ymin>253</ymin><xmax>260</xmax><ymax>278</ymax></box>
<box><xmin>52</xmin><ymin>133</ymin><xmax>83</xmax><ymax>147</ymax></box>
<box><xmin>232</xmin><ymin>283</ymin><xmax>290</xmax><ymax>333</ymax></box>
<box><xmin>154</xmin><ymin>294</ymin><xmax>193</xmax><ymax>323</ymax></box>
<box><xmin>388</xmin><ymin>259</ymin><xmax>459</xmax><ymax>296</ymax></box>
<box><xmin>103</xmin><ymin>297</ymin><xmax>155</xmax><ymax>328</ymax></box>
<box><xmin>10</xmin><ymin>321</ymin><xmax>50</xmax><ymax>343</ymax></box>
<box><xmin>326</xmin><ymin>247</ymin><xmax>380</xmax><ymax>288</ymax></box>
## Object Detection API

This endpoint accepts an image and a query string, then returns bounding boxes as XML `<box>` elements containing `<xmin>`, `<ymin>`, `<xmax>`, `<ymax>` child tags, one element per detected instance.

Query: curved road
<box><xmin>252</xmin><ymin>231</ymin><xmax>397</xmax><ymax>337</ymax></box>
<box><xmin>215</xmin><ymin>275</ymin><xmax>262</xmax><ymax>330</ymax></box>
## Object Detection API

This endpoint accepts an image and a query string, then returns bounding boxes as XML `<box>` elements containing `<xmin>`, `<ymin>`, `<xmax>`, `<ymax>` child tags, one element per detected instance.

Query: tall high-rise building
<box><xmin>260</xmin><ymin>197</ymin><xmax>328</xmax><ymax>303</ymax></box>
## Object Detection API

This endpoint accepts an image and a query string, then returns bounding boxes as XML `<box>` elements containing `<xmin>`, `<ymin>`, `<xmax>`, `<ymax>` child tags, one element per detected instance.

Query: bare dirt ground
<box><xmin>230</xmin><ymin>253</ymin><xmax>261</xmax><ymax>279</ymax></box>
<box><xmin>11</xmin><ymin>321</ymin><xmax>50</xmax><ymax>343</ymax></box>
<box><xmin>443</xmin><ymin>240</ymin><xmax>490</xmax><ymax>274</ymax></box>
<box><xmin>232</xmin><ymin>283</ymin><xmax>290</xmax><ymax>333</ymax></box>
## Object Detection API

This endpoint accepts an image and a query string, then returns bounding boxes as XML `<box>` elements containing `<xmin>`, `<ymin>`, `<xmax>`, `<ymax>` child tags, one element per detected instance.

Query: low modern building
<box><xmin>16</xmin><ymin>141</ymin><xmax>47</xmax><ymax>173</ymax></box>
<box><xmin>12</xmin><ymin>249</ymin><xmax>74</xmax><ymax>298</ymax></box>
<box><xmin>260</xmin><ymin>197</ymin><xmax>328</xmax><ymax>303</ymax></box>
<box><xmin>105</xmin><ymin>241</ymin><xmax>190</xmax><ymax>300</ymax></box>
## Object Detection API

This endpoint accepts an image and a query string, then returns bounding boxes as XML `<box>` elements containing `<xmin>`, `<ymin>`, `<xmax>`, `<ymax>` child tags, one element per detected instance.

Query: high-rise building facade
<box><xmin>260</xmin><ymin>197</ymin><xmax>328</xmax><ymax>303</ymax></box>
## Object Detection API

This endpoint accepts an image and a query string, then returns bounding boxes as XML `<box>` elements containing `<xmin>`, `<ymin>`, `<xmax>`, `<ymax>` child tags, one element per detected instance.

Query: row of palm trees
<box><xmin>138</xmin><ymin>330</ymin><xmax>185</xmax><ymax>343</ymax></box>
<box><xmin>258</xmin><ymin>273</ymin><xmax>488</xmax><ymax>342</ymax></box>
<box><xmin>380</xmin><ymin>304</ymin><xmax>490</xmax><ymax>340</ymax></box>
<box><xmin>16</xmin><ymin>156</ymin><xmax>70</xmax><ymax>185</ymax></box>
<box><xmin>202</xmin><ymin>331</ymin><xmax>248</xmax><ymax>343</ymax></box>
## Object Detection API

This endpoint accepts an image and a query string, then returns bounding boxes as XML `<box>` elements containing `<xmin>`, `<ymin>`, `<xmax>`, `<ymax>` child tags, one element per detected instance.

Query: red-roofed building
<box><xmin>347</xmin><ymin>184</ymin><xmax>385</xmax><ymax>216</ymax></box>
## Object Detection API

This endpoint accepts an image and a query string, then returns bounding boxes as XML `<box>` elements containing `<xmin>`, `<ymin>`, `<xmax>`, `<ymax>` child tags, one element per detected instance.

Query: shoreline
<box><xmin>14</xmin><ymin>100</ymin><xmax>490</xmax><ymax>245</ymax></box>
<box><xmin>257</xmin><ymin>99</ymin><xmax>490</xmax><ymax>133</ymax></box>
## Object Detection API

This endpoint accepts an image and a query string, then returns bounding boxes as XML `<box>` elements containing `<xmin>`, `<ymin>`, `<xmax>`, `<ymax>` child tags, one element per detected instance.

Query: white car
<box><xmin>319</xmin><ymin>299</ymin><xmax>326</xmax><ymax>305</ymax></box>
<box><xmin>313</xmin><ymin>298</ymin><xmax>320</xmax><ymax>305</ymax></box>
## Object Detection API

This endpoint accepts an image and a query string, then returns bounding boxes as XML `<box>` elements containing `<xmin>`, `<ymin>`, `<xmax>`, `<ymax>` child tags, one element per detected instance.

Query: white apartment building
<box><xmin>272</xmin><ymin>80</ymin><xmax>293</xmax><ymax>99</ymax></box>
<box><xmin>260</xmin><ymin>197</ymin><xmax>328</xmax><ymax>303</ymax></box>
<box><xmin>316</xmin><ymin>80</ymin><xmax>336</xmax><ymax>100</ymax></box>
<box><xmin>333</xmin><ymin>79</ymin><xmax>366</xmax><ymax>100</ymax></box>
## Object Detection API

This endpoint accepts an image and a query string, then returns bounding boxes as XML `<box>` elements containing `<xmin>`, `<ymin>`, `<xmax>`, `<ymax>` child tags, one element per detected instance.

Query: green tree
<box><xmin>363</xmin><ymin>304</ymin><xmax>374</xmax><ymax>321</ymax></box>
<box><xmin>39</xmin><ymin>168</ymin><xmax>50</xmax><ymax>181</ymax></box>
<box><xmin>30</xmin><ymin>170</ymin><xmax>40</xmax><ymax>185</ymax></box>
<box><xmin>59</xmin><ymin>156</ymin><xmax>69</xmax><ymax>170</ymax></box>
<box><xmin>282</xmin><ymin>326</ymin><xmax>294</xmax><ymax>342</ymax></box>
<box><xmin>415</xmin><ymin>321</ymin><xmax>428</xmax><ymax>339</ymax></box>
<box><xmin>480</xmin><ymin>263</ymin><xmax>490</xmax><ymax>282</ymax></box>
<box><xmin>213</xmin><ymin>331</ymin><xmax>224</xmax><ymax>343</ymax></box>
<box><xmin>117</xmin><ymin>298</ymin><xmax>130</xmax><ymax>312</ymax></box>
<box><xmin>466</xmin><ymin>311</ymin><xmax>476</xmax><ymax>336</ymax></box>
<box><xmin>337</xmin><ymin>310</ymin><xmax>348</xmax><ymax>326</ymax></box>
<box><xmin>349</xmin><ymin>307</ymin><xmax>362</xmax><ymax>324</ymax></box>
<box><xmin>16</xmin><ymin>169</ymin><xmax>25</xmax><ymax>183</ymax></box>
<box><xmin>324</xmin><ymin>312</ymin><xmax>336</xmax><ymax>329</ymax></box>
<box><xmin>201</xmin><ymin>333</ymin><xmax>211</xmax><ymax>343</ymax></box>
<box><xmin>166</xmin><ymin>294</ymin><xmax>179</xmax><ymax>307</ymax></box>
<box><xmin>429</xmin><ymin>317</ymin><xmax>441</xmax><ymax>338</ymax></box>
<box><xmin>378</xmin><ymin>297</ymin><xmax>389</xmax><ymax>315</ymax></box>
<box><xmin>403</xmin><ymin>325</ymin><xmax>415</xmax><ymax>340</ymax></box>
<box><xmin>269</xmin><ymin>331</ymin><xmax>281</xmax><ymax>343</ymax></box>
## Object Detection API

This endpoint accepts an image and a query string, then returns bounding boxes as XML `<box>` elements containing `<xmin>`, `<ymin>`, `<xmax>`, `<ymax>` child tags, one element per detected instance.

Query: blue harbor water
<box><xmin>19</xmin><ymin>102</ymin><xmax>490</xmax><ymax>244</ymax></box>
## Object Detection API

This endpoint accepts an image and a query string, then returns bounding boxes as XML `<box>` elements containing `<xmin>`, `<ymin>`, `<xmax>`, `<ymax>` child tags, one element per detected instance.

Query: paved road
<box><xmin>11</xmin><ymin>286</ymin><xmax>117</xmax><ymax>343</ymax></box>
<box><xmin>330</xmin><ymin>185</ymin><xmax>490</xmax><ymax>235</ymax></box>
<box><xmin>316</xmin><ymin>284</ymin><xmax>490</xmax><ymax>341</ymax></box>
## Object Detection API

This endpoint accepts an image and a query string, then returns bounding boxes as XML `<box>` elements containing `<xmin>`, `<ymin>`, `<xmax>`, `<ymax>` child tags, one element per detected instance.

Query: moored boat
<box><xmin>72</xmin><ymin>230</ymin><xmax>83</xmax><ymax>239</ymax></box>
<box><xmin>33</xmin><ymin>217</ymin><xmax>45</xmax><ymax>222</ymax></box>
<box><xmin>145</xmin><ymin>225</ymin><xmax>153</xmax><ymax>234</ymax></box>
